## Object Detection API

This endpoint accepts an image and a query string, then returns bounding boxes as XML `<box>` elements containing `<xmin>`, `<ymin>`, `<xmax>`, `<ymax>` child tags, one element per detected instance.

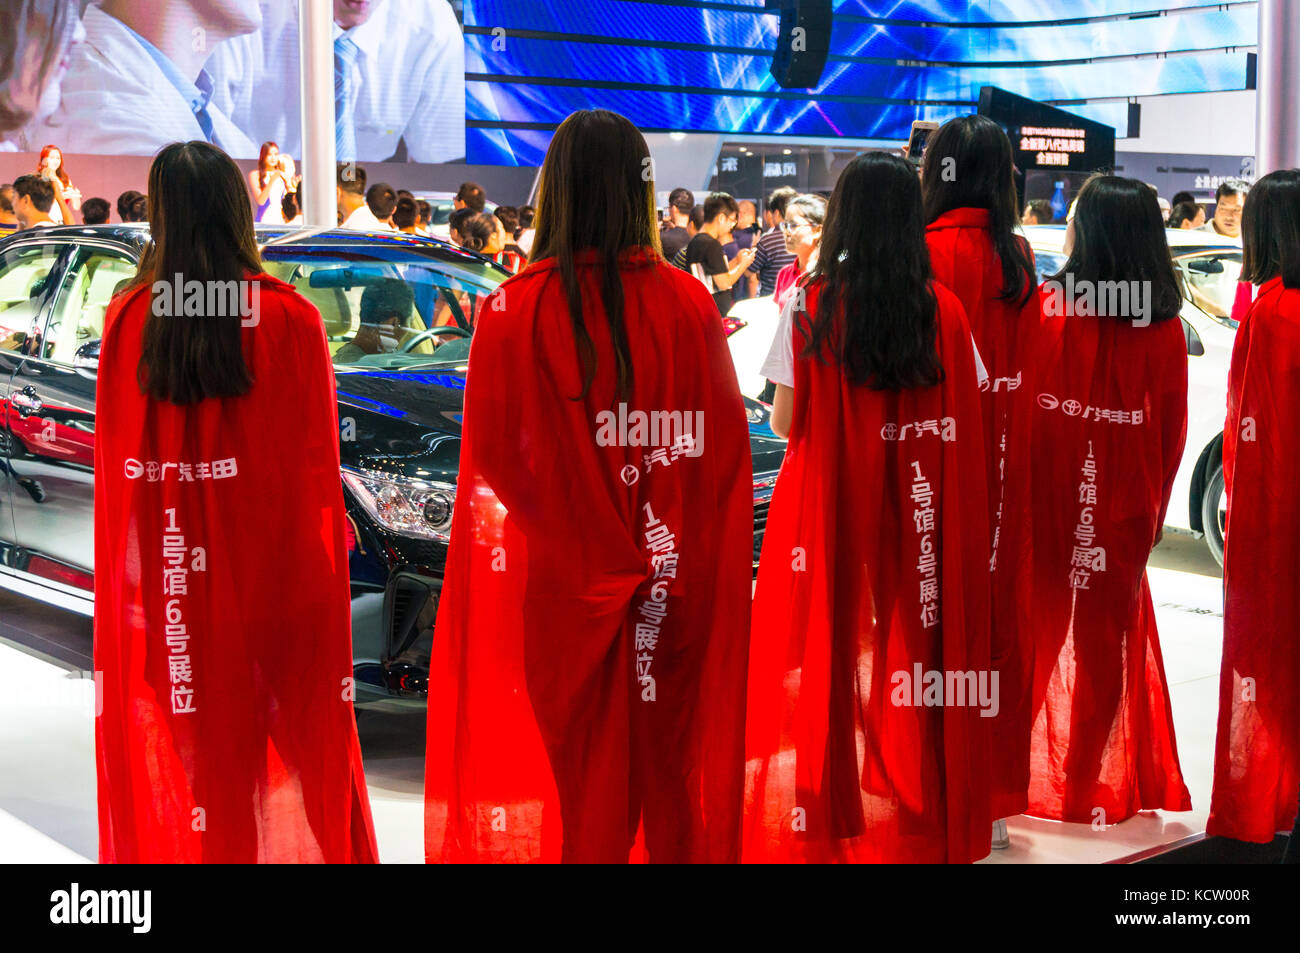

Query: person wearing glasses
<box><xmin>771</xmin><ymin>194</ymin><xmax>826</xmax><ymax>311</ymax></box>
<box><xmin>671</xmin><ymin>192</ymin><xmax>757</xmax><ymax>316</ymax></box>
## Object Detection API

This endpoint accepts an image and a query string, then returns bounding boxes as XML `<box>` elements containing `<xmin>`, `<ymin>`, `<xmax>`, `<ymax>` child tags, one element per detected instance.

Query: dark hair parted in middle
<box><xmin>1241</xmin><ymin>169</ymin><xmax>1300</xmax><ymax>289</ymax></box>
<box><xmin>530</xmin><ymin>108</ymin><xmax>660</xmax><ymax>400</ymax></box>
<box><xmin>921</xmin><ymin>114</ymin><xmax>1036</xmax><ymax>307</ymax></box>
<box><xmin>1049</xmin><ymin>174</ymin><xmax>1184</xmax><ymax>323</ymax></box>
<box><xmin>802</xmin><ymin>151</ymin><xmax>943</xmax><ymax>391</ymax></box>
<box><xmin>133</xmin><ymin>141</ymin><xmax>262</xmax><ymax>405</ymax></box>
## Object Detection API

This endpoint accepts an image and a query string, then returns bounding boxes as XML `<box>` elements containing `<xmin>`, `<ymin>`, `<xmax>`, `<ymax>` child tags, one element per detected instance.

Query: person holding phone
<box><xmin>248</xmin><ymin>140</ymin><xmax>298</xmax><ymax>224</ymax></box>
<box><xmin>672</xmin><ymin>192</ymin><xmax>756</xmax><ymax>316</ymax></box>
<box><xmin>35</xmin><ymin>144</ymin><xmax>78</xmax><ymax>224</ymax></box>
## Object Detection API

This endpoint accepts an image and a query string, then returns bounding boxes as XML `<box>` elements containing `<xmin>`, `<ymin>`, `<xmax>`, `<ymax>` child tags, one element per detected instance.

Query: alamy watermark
<box><xmin>891</xmin><ymin>664</ymin><xmax>1000</xmax><ymax>717</ymax></box>
<box><xmin>151</xmin><ymin>274</ymin><xmax>260</xmax><ymax>327</ymax></box>
<box><xmin>595</xmin><ymin>403</ymin><xmax>705</xmax><ymax>456</ymax></box>
<box><xmin>1042</xmin><ymin>274</ymin><xmax>1153</xmax><ymax>327</ymax></box>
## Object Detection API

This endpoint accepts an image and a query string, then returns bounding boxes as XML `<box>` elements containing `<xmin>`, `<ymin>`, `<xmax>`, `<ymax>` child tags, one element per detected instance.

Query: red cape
<box><xmin>423</xmin><ymin>248</ymin><xmax>754</xmax><ymax>863</ymax></box>
<box><xmin>926</xmin><ymin>208</ymin><xmax>1041</xmax><ymax>818</ymax></box>
<box><xmin>94</xmin><ymin>275</ymin><xmax>378</xmax><ymax>863</ymax></box>
<box><xmin>1209</xmin><ymin>277</ymin><xmax>1300</xmax><ymax>842</ymax></box>
<box><xmin>1026</xmin><ymin>309</ymin><xmax>1191</xmax><ymax>823</ymax></box>
<box><xmin>744</xmin><ymin>278</ymin><xmax>993</xmax><ymax>863</ymax></box>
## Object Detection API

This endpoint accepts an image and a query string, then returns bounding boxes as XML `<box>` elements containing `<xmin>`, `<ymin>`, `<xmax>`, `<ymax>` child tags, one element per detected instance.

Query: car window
<box><xmin>260</xmin><ymin>249</ymin><xmax>500</xmax><ymax>370</ymax></box>
<box><xmin>1179</xmin><ymin>251</ymin><xmax>1242</xmax><ymax>322</ymax></box>
<box><xmin>1033</xmin><ymin>250</ymin><xmax>1067</xmax><ymax>284</ymax></box>
<box><xmin>0</xmin><ymin>242</ymin><xmax>64</xmax><ymax>355</ymax></box>
<box><xmin>42</xmin><ymin>247</ymin><xmax>137</xmax><ymax>365</ymax></box>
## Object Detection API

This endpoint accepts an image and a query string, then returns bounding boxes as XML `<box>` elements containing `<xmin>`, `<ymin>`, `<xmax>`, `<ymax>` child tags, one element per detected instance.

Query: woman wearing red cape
<box><xmin>746</xmin><ymin>152</ymin><xmax>994</xmax><ymax>864</ymax></box>
<box><xmin>1208</xmin><ymin>169</ymin><xmax>1300</xmax><ymax>844</ymax></box>
<box><xmin>921</xmin><ymin>116</ymin><xmax>1044</xmax><ymax>827</ymax></box>
<box><xmin>1026</xmin><ymin>175</ymin><xmax>1191</xmax><ymax>824</ymax></box>
<box><xmin>95</xmin><ymin>142</ymin><xmax>378</xmax><ymax>862</ymax></box>
<box><xmin>423</xmin><ymin>111</ymin><xmax>754</xmax><ymax>863</ymax></box>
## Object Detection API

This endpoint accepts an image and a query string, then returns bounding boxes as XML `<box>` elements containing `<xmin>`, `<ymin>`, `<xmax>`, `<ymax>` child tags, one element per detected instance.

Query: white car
<box><xmin>725</xmin><ymin>292</ymin><xmax>783</xmax><ymax>401</ymax></box>
<box><xmin>726</xmin><ymin>226</ymin><xmax>1243</xmax><ymax>565</ymax></box>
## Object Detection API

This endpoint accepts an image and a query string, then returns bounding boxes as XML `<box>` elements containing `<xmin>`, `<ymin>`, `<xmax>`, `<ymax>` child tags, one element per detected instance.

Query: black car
<box><xmin>0</xmin><ymin>225</ymin><xmax>786</xmax><ymax>709</ymax></box>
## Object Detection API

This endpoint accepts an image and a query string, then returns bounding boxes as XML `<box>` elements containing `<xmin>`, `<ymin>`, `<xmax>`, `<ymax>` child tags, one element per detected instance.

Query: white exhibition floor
<box><xmin>0</xmin><ymin>534</ymin><xmax>1224</xmax><ymax>865</ymax></box>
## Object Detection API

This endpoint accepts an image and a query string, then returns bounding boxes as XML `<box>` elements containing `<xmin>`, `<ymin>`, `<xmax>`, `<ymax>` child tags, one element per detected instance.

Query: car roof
<box><xmin>0</xmin><ymin>223</ymin><xmax>511</xmax><ymax>276</ymax></box>
<box><xmin>1022</xmin><ymin>223</ymin><xmax>1241</xmax><ymax>254</ymax></box>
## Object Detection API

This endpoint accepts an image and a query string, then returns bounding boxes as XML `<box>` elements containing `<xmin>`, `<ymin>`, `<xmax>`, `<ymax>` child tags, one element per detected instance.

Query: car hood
<box><xmin>334</xmin><ymin>366</ymin><xmax>467</xmax><ymax>482</ymax></box>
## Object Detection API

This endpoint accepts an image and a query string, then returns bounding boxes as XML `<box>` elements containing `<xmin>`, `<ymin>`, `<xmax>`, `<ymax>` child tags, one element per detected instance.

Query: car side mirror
<box><xmin>1182</xmin><ymin>319</ymin><xmax>1205</xmax><ymax>357</ymax></box>
<box><xmin>1187</xmin><ymin>258</ymin><xmax>1225</xmax><ymax>275</ymax></box>
<box><xmin>74</xmin><ymin>339</ymin><xmax>101</xmax><ymax>379</ymax></box>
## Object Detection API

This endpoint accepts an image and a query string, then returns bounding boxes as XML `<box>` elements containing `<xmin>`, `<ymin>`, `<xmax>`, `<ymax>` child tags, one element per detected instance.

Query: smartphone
<box><xmin>906</xmin><ymin>121</ymin><xmax>939</xmax><ymax>167</ymax></box>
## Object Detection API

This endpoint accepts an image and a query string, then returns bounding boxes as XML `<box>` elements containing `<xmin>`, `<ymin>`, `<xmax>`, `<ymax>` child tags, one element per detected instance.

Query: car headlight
<box><xmin>341</xmin><ymin>467</ymin><xmax>456</xmax><ymax>542</ymax></box>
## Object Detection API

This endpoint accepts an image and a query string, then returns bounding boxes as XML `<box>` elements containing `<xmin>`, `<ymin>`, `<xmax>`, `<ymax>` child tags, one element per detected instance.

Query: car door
<box><xmin>7</xmin><ymin>242</ymin><xmax>136</xmax><ymax>598</ymax></box>
<box><xmin>0</xmin><ymin>239</ymin><xmax>69</xmax><ymax>578</ymax></box>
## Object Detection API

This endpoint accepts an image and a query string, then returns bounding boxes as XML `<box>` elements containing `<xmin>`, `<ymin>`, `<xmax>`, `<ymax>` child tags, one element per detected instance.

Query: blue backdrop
<box><xmin>463</xmin><ymin>0</ymin><xmax>1257</xmax><ymax>165</ymax></box>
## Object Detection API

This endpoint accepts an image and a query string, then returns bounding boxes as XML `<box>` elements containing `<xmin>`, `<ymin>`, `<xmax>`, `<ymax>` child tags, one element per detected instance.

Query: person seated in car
<box><xmin>334</xmin><ymin>279</ymin><xmax>414</xmax><ymax>363</ymax></box>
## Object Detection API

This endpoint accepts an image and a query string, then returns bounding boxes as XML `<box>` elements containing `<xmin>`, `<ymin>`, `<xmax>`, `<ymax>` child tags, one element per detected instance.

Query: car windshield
<box><xmin>1033</xmin><ymin>250</ymin><xmax>1067</xmax><ymax>284</ymax></box>
<box><xmin>1177</xmin><ymin>250</ymin><xmax>1243</xmax><ymax>325</ymax></box>
<box><xmin>259</xmin><ymin>245</ymin><xmax>503</xmax><ymax>371</ymax></box>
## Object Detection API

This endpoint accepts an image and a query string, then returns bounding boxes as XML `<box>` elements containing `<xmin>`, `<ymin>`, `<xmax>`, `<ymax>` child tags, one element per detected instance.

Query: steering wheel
<box><xmin>399</xmin><ymin>325</ymin><xmax>471</xmax><ymax>353</ymax></box>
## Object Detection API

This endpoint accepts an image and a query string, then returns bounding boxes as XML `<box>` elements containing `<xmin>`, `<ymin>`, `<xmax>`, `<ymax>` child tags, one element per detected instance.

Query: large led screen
<box><xmin>0</xmin><ymin>0</ymin><xmax>466</xmax><ymax>162</ymax></box>
<box><xmin>465</xmin><ymin>0</ymin><xmax>1255</xmax><ymax>165</ymax></box>
<box><xmin>0</xmin><ymin>0</ymin><xmax>1258</xmax><ymax>168</ymax></box>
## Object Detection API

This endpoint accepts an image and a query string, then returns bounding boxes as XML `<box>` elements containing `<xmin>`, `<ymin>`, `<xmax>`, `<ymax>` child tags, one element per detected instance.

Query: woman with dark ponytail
<box><xmin>424</xmin><ymin>110</ymin><xmax>753</xmax><ymax>863</ymax></box>
<box><xmin>922</xmin><ymin>115</ymin><xmax>1043</xmax><ymax>842</ymax></box>
<box><xmin>746</xmin><ymin>152</ymin><xmax>994</xmax><ymax>863</ymax></box>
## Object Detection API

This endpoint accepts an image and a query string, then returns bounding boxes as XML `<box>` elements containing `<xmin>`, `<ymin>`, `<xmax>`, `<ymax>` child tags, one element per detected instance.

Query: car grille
<box><xmin>753</xmin><ymin>500</ymin><xmax>769</xmax><ymax>567</ymax></box>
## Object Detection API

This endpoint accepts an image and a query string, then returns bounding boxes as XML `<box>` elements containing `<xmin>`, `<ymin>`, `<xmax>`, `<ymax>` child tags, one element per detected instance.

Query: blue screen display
<box><xmin>464</xmin><ymin>0</ymin><xmax>1257</xmax><ymax>165</ymax></box>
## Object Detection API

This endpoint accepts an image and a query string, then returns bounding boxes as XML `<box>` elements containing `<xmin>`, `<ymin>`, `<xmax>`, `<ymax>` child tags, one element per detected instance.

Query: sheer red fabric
<box><xmin>926</xmin><ymin>208</ymin><xmax>1041</xmax><ymax>819</ymax></box>
<box><xmin>1209</xmin><ymin>277</ymin><xmax>1300</xmax><ymax>842</ymax></box>
<box><xmin>423</xmin><ymin>248</ymin><xmax>753</xmax><ymax>863</ymax></box>
<box><xmin>94</xmin><ymin>275</ymin><xmax>378</xmax><ymax>863</ymax></box>
<box><xmin>744</xmin><ymin>279</ymin><xmax>993</xmax><ymax>864</ymax></box>
<box><xmin>1026</xmin><ymin>310</ymin><xmax>1191</xmax><ymax>823</ymax></box>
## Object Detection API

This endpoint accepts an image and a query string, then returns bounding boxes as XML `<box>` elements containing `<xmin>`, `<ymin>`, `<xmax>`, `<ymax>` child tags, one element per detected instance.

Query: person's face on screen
<box><xmin>334</xmin><ymin>0</ymin><xmax>384</xmax><ymax>31</ymax></box>
<box><xmin>193</xmin><ymin>0</ymin><xmax>263</xmax><ymax>36</ymax></box>
<box><xmin>1</xmin><ymin>1</ymin><xmax>84</xmax><ymax>131</ymax></box>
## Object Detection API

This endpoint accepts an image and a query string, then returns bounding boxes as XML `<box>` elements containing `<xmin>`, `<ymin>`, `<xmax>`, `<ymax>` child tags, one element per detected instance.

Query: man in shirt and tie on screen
<box><xmin>37</xmin><ymin>0</ymin><xmax>260</xmax><ymax>157</ymax></box>
<box><xmin>206</xmin><ymin>0</ymin><xmax>465</xmax><ymax>162</ymax></box>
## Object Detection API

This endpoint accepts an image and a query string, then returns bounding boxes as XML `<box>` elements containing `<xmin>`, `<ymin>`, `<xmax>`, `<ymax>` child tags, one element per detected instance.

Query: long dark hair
<box><xmin>133</xmin><ymin>141</ymin><xmax>262</xmax><ymax>405</ymax></box>
<box><xmin>921</xmin><ymin>115</ymin><xmax>1036</xmax><ymax>306</ymax></box>
<box><xmin>1049</xmin><ymin>174</ymin><xmax>1183</xmax><ymax>323</ymax></box>
<box><xmin>803</xmin><ymin>151</ymin><xmax>942</xmax><ymax>391</ymax></box>
<box><xmin>1241</xmin><ymin>169</ymin><xmax>1300</xmax><ymax>289</ymax></box>
<box><xmin>530</xmin><ymin>109</ymin><xmax>660</xmax><ymax>400</ymax></box>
